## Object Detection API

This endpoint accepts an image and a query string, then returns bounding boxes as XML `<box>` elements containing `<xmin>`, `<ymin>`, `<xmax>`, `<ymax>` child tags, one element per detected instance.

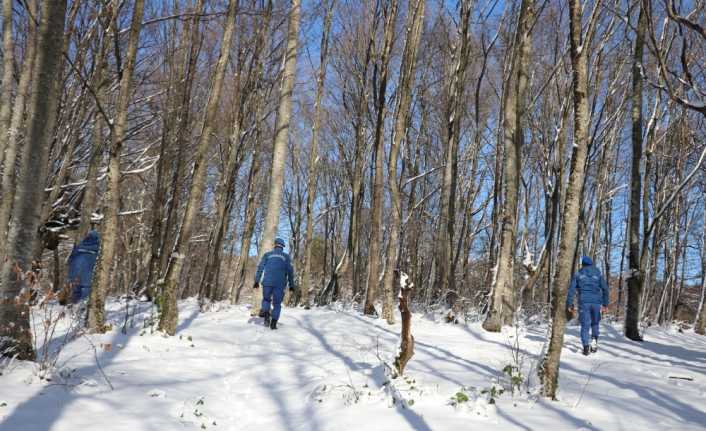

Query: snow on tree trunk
<box><xmin>0</xmin><ymin>0</ymin><xmax>67</xmax><ymax>360</ymax></box>
<box><xmin>394</xmin><ymin>271</ymin><xmax>415</xmax><ymax>376</ymax></box>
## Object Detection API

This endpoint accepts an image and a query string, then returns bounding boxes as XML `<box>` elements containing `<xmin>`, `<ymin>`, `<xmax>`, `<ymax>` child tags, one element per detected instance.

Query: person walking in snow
<box><xmin>566</xmin><ymin>256</ymin><xmax>609</xmax><ymax>356</ymax></box>
<box><xmin>66</xmin><ymin>230</ymin><xmax>101</xmax><ymax>304</ymax></box>
<box><xmin>253</xmin><ymin>237</ymin><xmax>296</xmax><ymax>330</ymax></box>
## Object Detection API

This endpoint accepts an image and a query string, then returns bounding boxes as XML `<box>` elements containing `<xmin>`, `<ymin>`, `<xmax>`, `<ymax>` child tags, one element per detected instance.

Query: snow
<box><xmin>1</xmin><ymin>299</ymin><xmax>706</xmax><ymax>430</ymax></box>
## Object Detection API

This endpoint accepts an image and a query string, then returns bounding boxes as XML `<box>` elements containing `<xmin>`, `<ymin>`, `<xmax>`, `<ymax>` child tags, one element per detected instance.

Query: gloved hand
<box><xmin>253</xmin><ymin>282</ymin><xmax>260</xmax><ymax>289</ymax></box>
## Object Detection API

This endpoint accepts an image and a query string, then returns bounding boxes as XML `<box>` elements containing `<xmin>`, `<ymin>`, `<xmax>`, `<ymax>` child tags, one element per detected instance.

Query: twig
<box><xmin>82</xmin><ymin>334</ymin><xmax>114</xmax><ymax>390</ymax></box>
<box><xmin>573</xmin><ymin>362</ymin><xmax>602</xmax><ymax>409</ymax></box>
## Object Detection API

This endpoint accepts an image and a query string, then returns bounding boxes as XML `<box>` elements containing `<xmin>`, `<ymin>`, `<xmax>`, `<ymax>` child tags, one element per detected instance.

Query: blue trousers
<box><xmin>71</xmin><ymin>285</ymin><xmax>91</xmax><ymax>304</ymax></box>
<box><xmin>579</xmin><ymin>303</ymin><xmax>601</xmax><ymax>346</ymax></box>
<box><xmin>261</xmin><ymin>285</ymin><xmax>285</xmax><ymax>321</ymax></box>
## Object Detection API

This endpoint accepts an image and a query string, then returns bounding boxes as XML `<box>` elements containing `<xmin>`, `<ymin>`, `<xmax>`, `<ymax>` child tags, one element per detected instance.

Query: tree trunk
<box><xmin>232</xmin><ymin>151</ymin><xmax>262</xmax><ymax>303</ymax></box>
<box><xmin>159</xmin><ymin>0</ymin><xmax>239</xmax><ymax>334</ymax></box>
<box><xmin>394</xmin><ymin>271</ymin><xmax>415</xmax><ymax>375</ymax></box>
<box><xmin>301</xmin><ymin>0</ymin><xmax>334</xmax><ymax>309</ymax></box>
<box><xmin>251</xmin><ymin>0</ymin><xmax>301</xmax><ymax>316</ymax></box>
<box><xmin>364</xmin><ymin>0</ymin><xmax>398</xmax><ymax>318</ymax></box>
<box><xmin>145</xmin><ymin>0</ymin><xmax>204</xmax><ymax>300</ymax></box>
<box><xmin>625</xmin><ymin>3</ymin><xmax>647</xmax><ymax>341</ymax></box>
<box><xmin>541</xmin><ymin>0</ymin><xmax>594</xmax><ymax>399</ymax></box>
<box><xmin>0</xmin><ymin>0</ymin><xmax>67</xmax><ymax>360</ymax></box>
<box><xmin>484</xmin><ymin>0</ymin><xmax>534</xmax><ymax>331</ymax></box>
<box><xmin>434</xmin><ymin>0</ymin><xmax>472</xmax><ymax>307</ymax></box>
<box><xmin>695</xmin><ymin>192</ymin><xmax>706</xmax><ymax>335</ymax></box>
<box><xmin>381</xmin><ymin>0</ymin><xmax>425</xmax><ymax>323</ymax></box>
<box><xmin>0</xmin><ymin>0</ymin><xmax>14</xmax><ymax>170</ymax></box>
<box><xmin>87</xmin><ymin>0</ymin><xmax>145</xmax><ymax>332</ymax></box>
<box><xmin>0</xmin><ymin>5</ymin><xmax>36</xmax><ymax>259</ymax></box>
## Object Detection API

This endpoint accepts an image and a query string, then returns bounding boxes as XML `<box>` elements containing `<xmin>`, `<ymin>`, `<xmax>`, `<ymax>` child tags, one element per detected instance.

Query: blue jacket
<box><xmin>566</xmin><ymin>264</ymin><xmax>609</xmax><ymax>308</ymax></box>
<box><xmin>255</xmin><ymin>247</ymin><xmax>295</xmax><ymax>290</ymax></box>
<box><xmin>68</xmin><ymin>230</ymin><xmax>100</xmax><ymax>287</ymax></box>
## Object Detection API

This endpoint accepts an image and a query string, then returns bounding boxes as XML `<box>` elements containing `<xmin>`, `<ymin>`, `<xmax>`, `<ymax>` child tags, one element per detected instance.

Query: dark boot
<box><xmin>582</xmin><ymin>345</ymin><xmax>590</xmax><ymax>356</ymax></box>
<box><xmin>270</xmin><ymin>319</ymin><xmax>277</xmax><ymax>330</ymax></box>
<box><xmin>261</xmin><ymin>311</ymin><xmax>271</xmax><ymax>326</ymax></box>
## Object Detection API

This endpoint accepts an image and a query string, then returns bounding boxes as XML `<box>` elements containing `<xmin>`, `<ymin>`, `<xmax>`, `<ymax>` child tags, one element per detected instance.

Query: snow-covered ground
<box><xmin>1</xmin><ymin>299</ymin><xmax>705</xmax><ymax>430</ymax></box>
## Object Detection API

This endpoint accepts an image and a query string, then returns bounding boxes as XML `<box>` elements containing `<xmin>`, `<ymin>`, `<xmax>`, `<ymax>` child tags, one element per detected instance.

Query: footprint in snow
<box><xmin>148</xmin><ymin>389</ymin><xmax>166</xmax><ymax>398</ymax></box>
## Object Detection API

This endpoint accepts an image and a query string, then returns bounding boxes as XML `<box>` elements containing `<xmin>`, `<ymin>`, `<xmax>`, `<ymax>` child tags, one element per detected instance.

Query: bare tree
<box><xmin>381</xmin><ymin>0</ymin><xmax>426</xmax><ymax>323</ymax></box>
<box><xmin>160</xmin><ymin>0</ymin><xmax>239</xmax><ymax>334</ymax></box>
<box><xmin>87</xmin><ymin>0</ymin><xmax>146</xmax><ymax>332</ymax></box>
<box><xmin>541</xmin><ymin>0</ymin><xmax>600</xmax><ymax>399</ymax></box>
<box><xmin>0</xmin><ymin>0</ymin><xmax>67</xmax><ymax>360</ymax></box>
<box><xmin>301</xmin><ymin>0</ymin><xmax>335</xmax><ymax>308</ymax></box>
<box><xmin>0</xmin><ymin>2</ymin><xmax>37</xmax><ymax>259</ymax></box>
<box><xmin>251</xmin><ymin>0</ymin><xmax>301</xmax><ymax>315</ymax></box>
<box><xmin>364</xmin><ymin>0</ymin><xmax>399</xmax><ymax>318</ymax></box>
<box><xmin>484</xmin><ymin>0</ymin><xmax>535</xmax><ymax>332</ymax></box>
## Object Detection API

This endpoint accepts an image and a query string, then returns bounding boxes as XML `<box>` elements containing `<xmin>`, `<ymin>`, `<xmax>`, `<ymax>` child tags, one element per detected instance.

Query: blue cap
<box><xmin>274</xmin><ymin>237</ymin><xmax>286</xmax><ymax>248</ymax></box>
<box><xmin>581</xmin><ymin>256</ymin><xmax>593</xmax><ymax>266</ymax></box>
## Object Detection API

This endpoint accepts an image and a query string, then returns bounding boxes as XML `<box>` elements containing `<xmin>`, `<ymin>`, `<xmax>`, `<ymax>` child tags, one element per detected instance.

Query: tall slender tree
<box><xmin>381</xmin><ymin>0</ymin><xmax>426</xmax><ymax>323</ymax></box>
<box><xmin>541</xmin><ymin>0</ymin><xmax>599</xmax><ymax>399</ymax></box>
<box><xmin>301</xmin><ymin>0</ymin><xmax>335</xmax><ymax>308</ymax></box>
<box><xmin>251</xmin><ymin>0</ymin><xmax>301</xmax><ymax>315</ymax></box>
<box><xmin>0</xmin><ymin>0</ymin><xmax>67</xmax><ymax>360</ymax></box>
<box><xmin>484</xmin><ymin>0</ymin><xmax>535</xmax><ymax>332</ymax></box>
<box><xmin>159</xmin><ymin>0</ymin><xmax>239</xmax><ymax>334</ymax></box>
<box><xmin>364</xmin><ymin>0</ymin><xmax>399</xmax><ymax>318</ymax></box>
<box><xmin>87</xmin><ymin>0</ymin><xmax>146</xmax><ymax>332</ymax></box>
<box><xmin>625</xmin><ymin>1</ymin><xmax>647</xmax><ymax>342</ymax></box>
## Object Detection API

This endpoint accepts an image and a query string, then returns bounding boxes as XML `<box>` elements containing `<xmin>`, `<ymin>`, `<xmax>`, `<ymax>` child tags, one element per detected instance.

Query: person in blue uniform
<box><xmin>254</xmin><ymin>237</ymin><xmax>295</xmax><ymax>330</ymax></box>
<box><xmin>567</xmin><ymin>256</ymin><xmax>609</xmax><ymax>355</ymax></box>
<box><xmin>67</xmin><ymin>230</ymin><xmax>100</xmax><ymax>304</ymax></box>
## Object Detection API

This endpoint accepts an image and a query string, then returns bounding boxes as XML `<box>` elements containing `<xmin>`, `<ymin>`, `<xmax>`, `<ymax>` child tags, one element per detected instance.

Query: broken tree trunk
<box><xmin>394</xmin><ymin>270</ymin><xmax>415</xmax><ymax>376</ymax></box>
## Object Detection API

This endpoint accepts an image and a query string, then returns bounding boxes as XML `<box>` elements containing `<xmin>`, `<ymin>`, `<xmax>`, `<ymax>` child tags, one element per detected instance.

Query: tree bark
<box><xmin>87</xmin><ymin>0</ymin><xmax>145</xmax><ymax>332</ymax></box>
<box><xmin>251</xmin><ymin>0</ymin><xmax>301</xmax><ymax>316</ymax></box>
<box><xmin>0</xmin><ymin>4</ymin><xmax>36</xmax><ymax>259</ymax></box>
<box><xmin>0</xmin><ymin>0</ymin><xmax>67</xmax><ymax>360</ymax></box>
<box><xmin>394</xmin><ymin>271</ymin><xmax>415</xmax><ymax>376</ymax></box>
<box><xmin>0</xmin><ymin>0</ymin><xmax>14</xmax><ymax>170</ymax></box>
<box><xmin>364</xmin><ymin>0</ymin><xmax>399</xmax><ymax>318</ymax></box>
<box><xmin>381</xmin><ymin>0</ymin><xmax>425</xmax><ymax>323</ymax></box>
<box><xmin>144</xmin><ymin>0</ymin><xmax>204</xmax><ymax>300</ymax></box>
<box><xmin>695</xmin><ymin>191</ymin><xmax>706</xmax><ymax>335</ymax></box>
<box><xmin>433</xmin><ymin>0</ymin><xmax>472</xmax><ymax>307</ymax></box>
<box><xmin>159</xmin><ymin>0</ymin><xmax>239</xmax><ymax>334</ymax></box>
<box><xmin>541</xmin><ymin>0</ymin><xmax>595</xmax><ymax>399</ymax></box>
<box><xmin>625</xmin><ymin>2</ymin><xmax>647</xmax><ymax>341</ymax></box>
<box><xmin>301</xmin><ymin>0</ymin><xmax>334</xmax><ymax>309</ymax></box>
<box><xmin>484</xmin><ymin>0</ymin><xmax>534</xmax><ymax>331</ymax></box>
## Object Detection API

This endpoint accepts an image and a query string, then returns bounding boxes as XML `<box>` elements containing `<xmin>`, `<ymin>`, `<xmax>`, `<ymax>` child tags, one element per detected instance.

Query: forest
<box><xmin>0</xmin><ymin>0</ymin><xmax>705</xmax><ymax>413</ymax></box>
